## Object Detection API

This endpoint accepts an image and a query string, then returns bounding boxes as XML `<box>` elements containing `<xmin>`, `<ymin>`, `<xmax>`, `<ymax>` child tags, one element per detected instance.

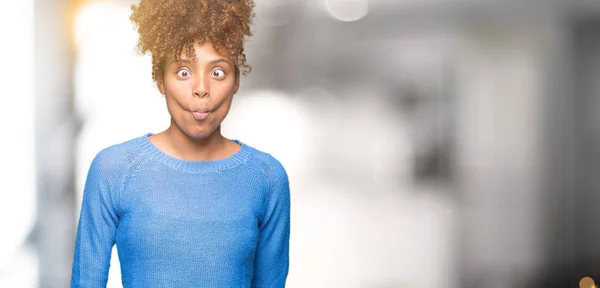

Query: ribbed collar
<box><xmin>136</xmin><ymin>133</ymin><xmax>251</xmax><ymax>173</ymax></box>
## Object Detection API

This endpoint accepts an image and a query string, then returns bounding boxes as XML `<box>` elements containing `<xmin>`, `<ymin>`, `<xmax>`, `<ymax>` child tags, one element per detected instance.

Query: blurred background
<box><xmin>2</xmin><ymin>0</ymin><xmax>600</xmax><ymax>287</ymax></box>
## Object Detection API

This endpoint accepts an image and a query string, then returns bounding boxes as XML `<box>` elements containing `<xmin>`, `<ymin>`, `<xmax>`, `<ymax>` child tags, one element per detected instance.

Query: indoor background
<box><xmin>2</xmin><ymin>0</ymin><xmax>600</xmax><ymax>287</ymax></box>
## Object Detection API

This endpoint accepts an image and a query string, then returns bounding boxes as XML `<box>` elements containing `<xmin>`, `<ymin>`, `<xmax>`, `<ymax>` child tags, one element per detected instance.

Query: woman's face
<box><xmin>157</xmin><ymin>41</ymin><xmax>239</xmax><ymax>139</ymax></box>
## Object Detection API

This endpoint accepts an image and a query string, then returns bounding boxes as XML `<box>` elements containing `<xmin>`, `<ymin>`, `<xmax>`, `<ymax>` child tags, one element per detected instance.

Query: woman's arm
<box><xmin>71</xmin><ymin>151</ymin><xmax>121</xmax><ymax>287</ymax></box>
<box><xmin>252</xmin><ymin>161</ymin><xmax>291</xmax><ymax>288</ymax></box>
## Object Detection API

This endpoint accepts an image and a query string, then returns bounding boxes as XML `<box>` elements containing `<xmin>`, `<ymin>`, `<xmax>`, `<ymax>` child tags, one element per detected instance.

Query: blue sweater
<box><xmin>71</xmin><ymin>133</ymin><xmax>290</xmax><ymax>287</ymax></box>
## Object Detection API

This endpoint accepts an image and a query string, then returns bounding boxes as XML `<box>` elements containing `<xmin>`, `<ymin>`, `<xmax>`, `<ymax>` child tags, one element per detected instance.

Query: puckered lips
<box><xmin>191</xmin><ymin>108</ymin><xmax>210</xmax><ymax>120</ymax></box>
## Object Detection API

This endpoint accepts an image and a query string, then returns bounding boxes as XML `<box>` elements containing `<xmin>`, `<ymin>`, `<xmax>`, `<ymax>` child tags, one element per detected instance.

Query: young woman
<box><xmin>70</xmin><ymin>0</ymin><xmax>290</xmax><ymax>287</ymax></box>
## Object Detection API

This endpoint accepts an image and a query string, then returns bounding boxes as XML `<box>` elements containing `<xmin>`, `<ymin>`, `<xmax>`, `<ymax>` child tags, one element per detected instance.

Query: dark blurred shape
<box><xmin>32</xmin><ymin>0</ymin><xmax>79</xmax><ymax>287</ymax></box>
<box><xmin>533</xmin><ymin>15</ymin><xmax>600</xmax><ymax>288</ymax></box>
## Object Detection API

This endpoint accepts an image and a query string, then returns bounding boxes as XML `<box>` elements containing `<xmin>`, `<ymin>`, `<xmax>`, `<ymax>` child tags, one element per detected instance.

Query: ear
<box><xmin>157</xmin><ymin>74</ymin><xmax>166</xmax><ymax>95</ymax></box>
<box><xmin>233</xmin><ymin>79</ymin><xmax>240</xmax><ymax>95</ymax></box>
<box><xmin>233</xmin><ymin>66</ymin><xmax>240</xmax><ymax>94</ymax></box>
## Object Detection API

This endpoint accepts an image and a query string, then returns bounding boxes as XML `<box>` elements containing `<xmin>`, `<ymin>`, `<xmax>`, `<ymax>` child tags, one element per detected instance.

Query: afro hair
<box><xmin>130</xmin><ymin>0</ymin><xmax>255</xmax><ymax>82</ymax></box>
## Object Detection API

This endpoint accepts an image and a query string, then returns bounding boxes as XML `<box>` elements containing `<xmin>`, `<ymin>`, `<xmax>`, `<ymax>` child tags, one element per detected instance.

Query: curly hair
<box><xmin>130</xmin><ymin>0</ymin><xmax>255</xmax><ymax>82</ymax></box>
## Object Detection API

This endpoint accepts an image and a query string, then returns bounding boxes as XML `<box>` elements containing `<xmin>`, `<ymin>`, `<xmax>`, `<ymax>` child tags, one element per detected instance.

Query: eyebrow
<box><xmin>174</xmin><ymin>58</ymin><xmax>232</xmax><ymax>67</ymax></box>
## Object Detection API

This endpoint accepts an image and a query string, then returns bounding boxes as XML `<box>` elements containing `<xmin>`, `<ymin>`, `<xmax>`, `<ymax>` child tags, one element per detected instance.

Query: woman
<box><xmin>70</xmin><ymin>0</ymin><xmax>291</xmax><ymax>287</ymax></box>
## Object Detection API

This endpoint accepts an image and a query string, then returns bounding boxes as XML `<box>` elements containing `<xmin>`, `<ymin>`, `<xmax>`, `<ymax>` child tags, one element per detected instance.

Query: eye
<box><xmin>176</xmin><ymin>69</ymin><xmax>191</xmax><ymax>78</ymax></box>
<box><xmin>211</xmin><ymin>69</ymin><xmax>225</xmax><ymax>79</ymax></box>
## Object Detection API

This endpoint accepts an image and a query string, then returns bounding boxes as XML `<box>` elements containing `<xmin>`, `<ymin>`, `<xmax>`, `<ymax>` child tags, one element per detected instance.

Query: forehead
<box><xmin>171</xmin><ymin>41</ymin><xmax>233</xmax><ymax>64</ymax></box>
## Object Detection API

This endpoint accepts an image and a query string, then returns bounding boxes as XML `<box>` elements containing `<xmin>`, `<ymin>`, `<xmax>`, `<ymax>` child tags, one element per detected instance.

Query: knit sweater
<box><xmin>71</xmin><ymin>133</ymin><xmax>290</xmax><ymax>287</ymax></box>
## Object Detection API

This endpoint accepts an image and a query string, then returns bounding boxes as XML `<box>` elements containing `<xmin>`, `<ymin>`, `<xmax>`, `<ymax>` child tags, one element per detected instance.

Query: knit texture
<box><xmin>71</xmin><ymin>133</ymin><xmax>290</xmax><ymax>287</ymax></box>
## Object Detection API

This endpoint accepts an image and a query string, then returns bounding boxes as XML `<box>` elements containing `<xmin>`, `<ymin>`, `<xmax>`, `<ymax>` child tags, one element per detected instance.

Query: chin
<box><xmin>184</xmin><ymin>130</ymin><xmax>210</xmax><ymax>139</ymax></box>
<box><xmin>171</xmin><ymin>116</ymin><xmax>219</xmax><ymax>139</ymax></box>
<box><xmin>185</xmin><ymin>125</ymin><xmax>216</xmax><ymax>139</ymax></box>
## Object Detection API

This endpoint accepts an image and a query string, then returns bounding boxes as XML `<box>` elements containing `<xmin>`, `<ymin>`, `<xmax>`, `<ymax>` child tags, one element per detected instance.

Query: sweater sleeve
<box><xmin>252</xmin><ymin>161</ymin><xmax>291</xmax><ymax>287</ymax></box>
<box><xmin>71</xmin><ymin>150</ymin><xmax>122</xmax><ymax>288</ymax></box>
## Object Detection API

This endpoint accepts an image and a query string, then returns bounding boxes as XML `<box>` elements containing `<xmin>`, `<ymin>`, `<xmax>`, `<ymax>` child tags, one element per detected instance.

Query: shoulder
<box><xmin>88</xmin><ymin>135</ymin><xmax>146</xmax><ymax>180</ymax></box>
<box><xmin>82</xmin><ymin>135</ymin><xmax>147</xmax><ymax>213</ymax></box>
<box><xmin>245</xmin><ymin>145</ymin><xmax>288</xmax><ymax>185</ymax></box>
<box><xmin>243</xmin><ymin>144</ymin><xmax>290</xmax><ymax>212</ymax></box>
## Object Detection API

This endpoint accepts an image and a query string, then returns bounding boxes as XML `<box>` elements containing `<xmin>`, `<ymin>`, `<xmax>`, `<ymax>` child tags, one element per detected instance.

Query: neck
<box><xmin>162</xmin><ymin>120</ymin><xmax>229</xmax><ymax>161</ymax></box>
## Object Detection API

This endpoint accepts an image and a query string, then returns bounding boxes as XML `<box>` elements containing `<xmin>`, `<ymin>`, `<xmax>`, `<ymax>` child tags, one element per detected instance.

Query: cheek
<box><xmin>164</xmin><ymin>100</ymin><xmax>177</xmax><ymax>119</ymax></box>
<box><xmin>164</xmin><ymin>96</ymin><xmax>188</xmax><ymax>120</ymax></box>
<box><xmin>164</xmin><ymin>82</ymin><xmax>191</xmax><ymax>109</ymax></box>
<box><xmin>214</xmin><ymin>93</ymin><xmax>234</xmax><ymax>116</ymax></box>
<box><xmin>164</xmin><ymin>76</ymin><xmax>192</xmax><ymax>95</ymax></box>
<box><xmin>220</xmin><ymin>97</ymin><xmax>234</xmax><ymax>115</ymax></box>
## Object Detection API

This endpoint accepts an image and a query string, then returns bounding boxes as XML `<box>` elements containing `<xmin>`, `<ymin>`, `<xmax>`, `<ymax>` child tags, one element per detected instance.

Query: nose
<box><xmin>193</xmin><ymin>74</ymin><xmax>209</xmax><ymax>98</ymax></box>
